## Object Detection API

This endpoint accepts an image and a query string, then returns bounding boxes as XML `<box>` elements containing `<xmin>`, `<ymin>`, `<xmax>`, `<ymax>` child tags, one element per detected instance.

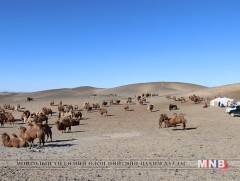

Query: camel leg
<box><xmin>183</xmin><ymin>123</ymin><xmax>186</xmax><ymax>130</ymax></box>
<box><xmin>159</xmin><ymin>121</ymin><xmax>162</xmax><ymax>129</ymax></box>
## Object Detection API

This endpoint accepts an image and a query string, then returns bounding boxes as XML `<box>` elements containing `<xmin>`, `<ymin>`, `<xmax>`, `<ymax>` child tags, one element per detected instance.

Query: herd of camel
<box><xmin>0</xmin><ymin>93</ymin><xmax>212</xmax><ymax>149</ymax></box>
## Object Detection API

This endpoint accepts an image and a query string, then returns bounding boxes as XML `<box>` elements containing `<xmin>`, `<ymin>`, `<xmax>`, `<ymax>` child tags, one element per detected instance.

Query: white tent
<box><xmin>210</xmin><ymin>97</ymin><xmax>236</xmax><ymax>107</ymax></box>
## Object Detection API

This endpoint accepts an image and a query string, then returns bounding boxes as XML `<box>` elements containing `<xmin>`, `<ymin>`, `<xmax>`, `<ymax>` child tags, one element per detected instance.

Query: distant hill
<box><xmin>95</xmin><ymin>82</ymin><xmax>208</xmax><ymax>96</ymax></box>
<box><xmin>2</xmin><ymin>82</ymin><xmax>240</xmax><ymax>101</ymax></box>
<box><xmin>189</xmin><ymin>83</ymin><xmax>240</xmax><ymax>100</ymax></box>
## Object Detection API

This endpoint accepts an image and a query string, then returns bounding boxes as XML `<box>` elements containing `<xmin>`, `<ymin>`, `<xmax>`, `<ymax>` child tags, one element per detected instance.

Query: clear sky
<box><xmin>0</xmin><ymin>0</ymin><xmax>240</xmax><ymax>92</ymax></box>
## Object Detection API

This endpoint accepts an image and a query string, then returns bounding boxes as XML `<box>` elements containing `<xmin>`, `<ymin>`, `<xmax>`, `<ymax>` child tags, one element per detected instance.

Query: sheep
<box><xmin>148</xmin><ymin>104</ymin><xmax>154</xmax><ymax>112</ymax></box>
<box><xmin>18</xmin><ymin>124</ymin><xmax>45</xmax><ymax>148</ymax></box>
<box><xmin>99</xmin><ymin>108</ymin><xmax>108</xmax><ymax>116</ymax></box>
<box><xmin>55</xmin><ymin>119</ymin><xmax>71</xmax><ymax>133</ymax></box>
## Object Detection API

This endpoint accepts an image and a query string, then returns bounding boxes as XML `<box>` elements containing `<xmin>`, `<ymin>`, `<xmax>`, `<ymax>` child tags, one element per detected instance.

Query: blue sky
<box><xmin>0</xmin><ymin>0</ymin><xmax>240</xmax><ymax>92</ymax></box>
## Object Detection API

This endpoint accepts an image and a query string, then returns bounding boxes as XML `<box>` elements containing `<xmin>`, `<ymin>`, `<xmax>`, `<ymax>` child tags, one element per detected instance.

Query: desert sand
<box><xmin>0</xmin><ymin>82</ymin><xmax>240</xmax><ymax>181</ymax></box>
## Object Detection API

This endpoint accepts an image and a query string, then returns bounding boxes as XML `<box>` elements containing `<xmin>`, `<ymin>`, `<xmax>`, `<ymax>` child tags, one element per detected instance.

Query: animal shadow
<box><xmin>79</xmin><ymin>123</ymin><xmax>87</xmax><ymax>126</ymax></box>
<box><xmin>173</xmin><ymin>127</ymin><xmax>198</xmax><ymax>131</ymax></box>
<box><xmin>67</xmin><ymin>131</ymin><xmax>85</xmax><ymax>133</ymax></box>
<box><xmin>82</xmin><ymin>118</ymin><xmax>91</xmax><ymax>121</ymax></box>
<box><xmin>107</xmin><ymin>115</ymin><xmax>114</xmax><ymax>117</ymax></box>
<box><xmin>51</xmin><ymin>139</ymin><xmax>76</xmax><ymax>143</ymax></box>
<box><xmin>45</xmin><ymin>143</ymin><xmax>75</xmax><ymax>148</ymax></box>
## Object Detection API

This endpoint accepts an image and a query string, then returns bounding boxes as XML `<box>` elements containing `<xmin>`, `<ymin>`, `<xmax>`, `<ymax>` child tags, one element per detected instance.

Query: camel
<box><xmin>167</xmin><ymin>113</ymin><xmax>187</xmax><ymax>130</ymax></box>
<box><xmin>159</xmin><ymin>114</ymin><xmax>170</xmax><ymax>128</ymax></box>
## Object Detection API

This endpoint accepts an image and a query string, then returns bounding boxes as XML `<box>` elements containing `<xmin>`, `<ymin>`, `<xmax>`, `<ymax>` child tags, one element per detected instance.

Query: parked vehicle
<box><xmin>229</xmin><ymin>109</ymin><xmax>240</xmax><ymax>117</ymax></box>
<box><xmin>225</xmin><ymin>105</ymin><xmax>240</xmax><ymax>113</ymax></box>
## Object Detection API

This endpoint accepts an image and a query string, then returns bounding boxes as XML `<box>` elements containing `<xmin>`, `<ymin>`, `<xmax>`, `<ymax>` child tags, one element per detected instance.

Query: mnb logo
<box><xmin>198</xmin><ymin>160</ymin><xmax>228</xmax><ymax>172</ymax></box>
